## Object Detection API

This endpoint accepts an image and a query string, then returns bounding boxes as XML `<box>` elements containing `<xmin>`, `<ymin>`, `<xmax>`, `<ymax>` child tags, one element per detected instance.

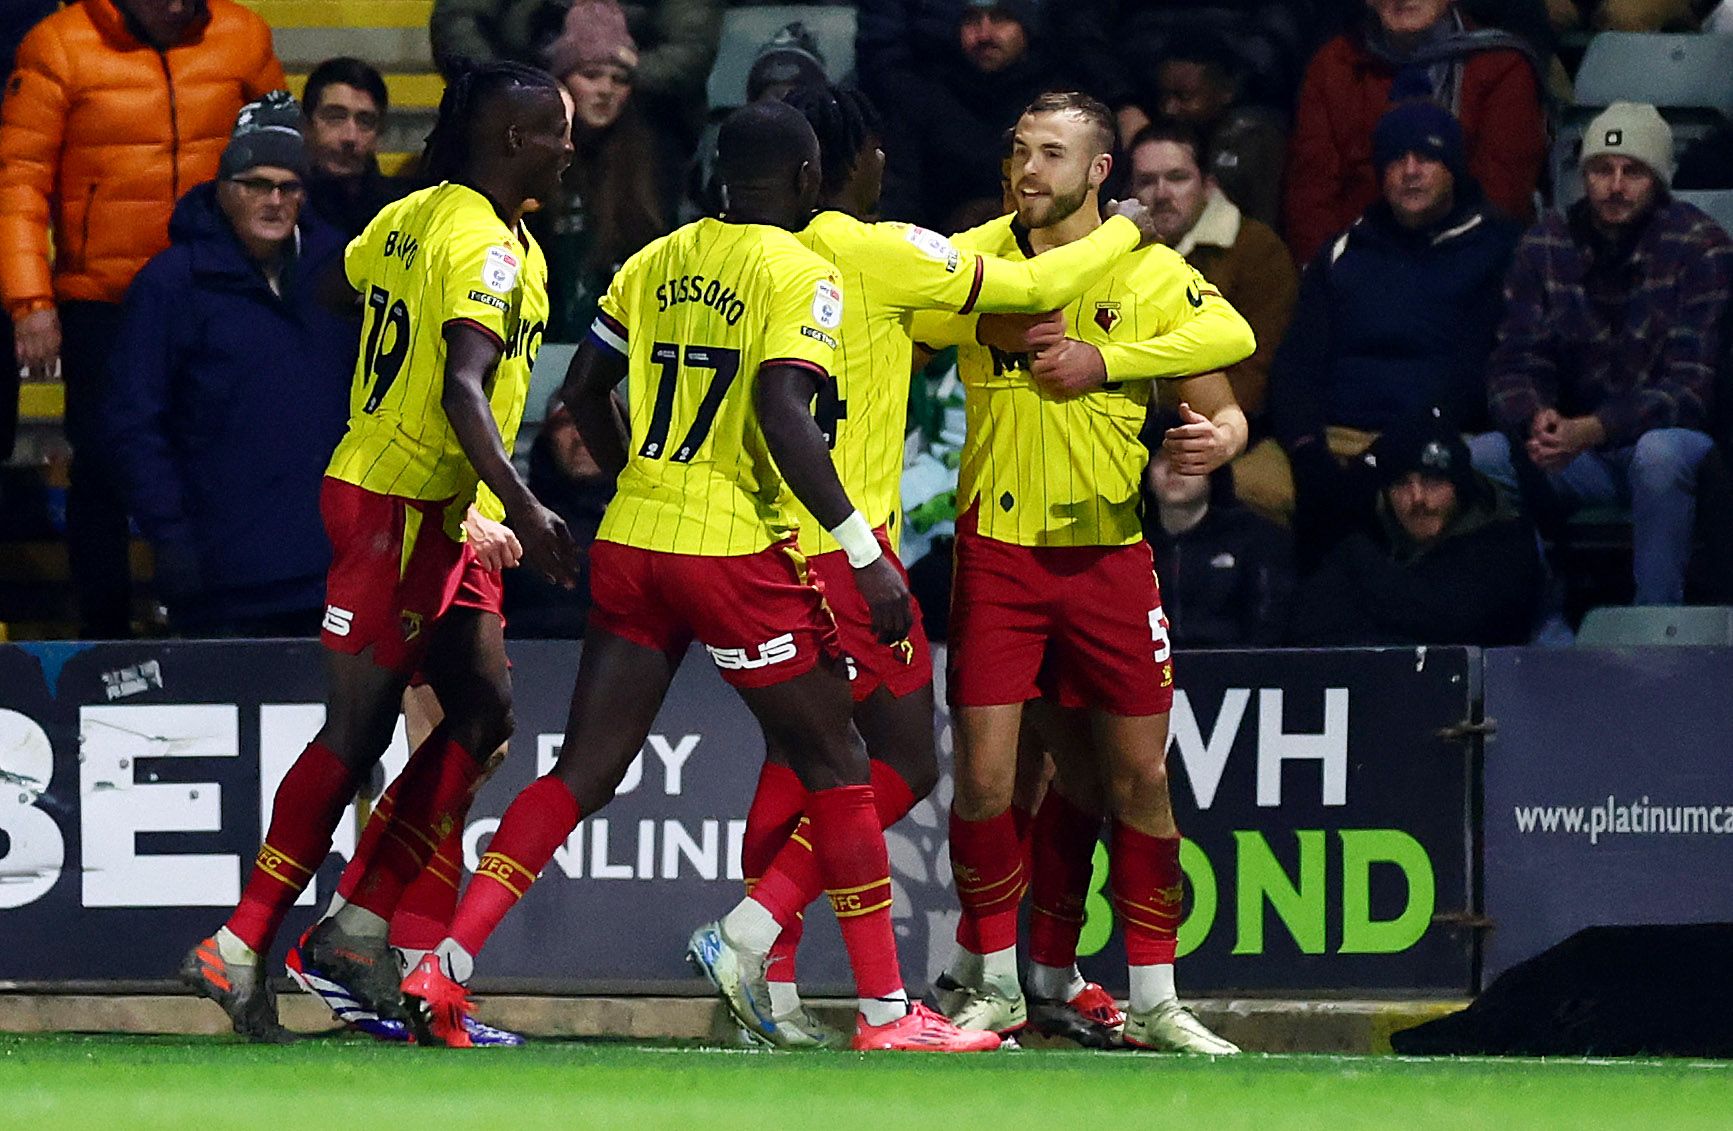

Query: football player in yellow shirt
<box><xmin>401</xmin><ymin>101</ymin><xmax>997</xmax><ymax>1053</ymax></box>
<box><xmin>686</xmin><ymin>82</ymin><xmax>1172</xmax><ymax>1049</ymax></box>
<box><xmin>917</xmin><ymin>92</ymin><xmax>1254</xmax><ymax>1053</ymax></box>
<box><xmin>181</xmin><ymin>62</ymin><xmax>581</xmax><ymax>1043</ymax></box>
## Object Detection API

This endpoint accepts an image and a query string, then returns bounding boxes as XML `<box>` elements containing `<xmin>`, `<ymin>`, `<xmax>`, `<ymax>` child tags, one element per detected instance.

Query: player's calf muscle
<box><xmin>952</xmin><ymin>705</ymin><xmax>1023</xmax><ymax>819</ymax></box>
<box><xmin>854</xmin><ymin>687</ymin><xmax>939</xmax><ymax>800</ymax></box>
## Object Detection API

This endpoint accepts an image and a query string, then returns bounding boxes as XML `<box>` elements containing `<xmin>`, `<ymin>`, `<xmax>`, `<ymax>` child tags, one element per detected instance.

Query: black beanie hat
<box><xmin>1367</xmin><ymin>408</ymin><xmax>1480</xmax><ymax>500</ymax></box>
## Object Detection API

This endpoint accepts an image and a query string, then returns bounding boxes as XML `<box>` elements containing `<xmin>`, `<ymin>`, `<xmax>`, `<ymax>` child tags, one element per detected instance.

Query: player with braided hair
<box><xmin>180</xmin><ymin>59</ymin><xmax>579</xmax><ymax>1043</ymax></box>
<box><xmin>686</xmin><ymin>81</ymin><xmax>1166</xmax><ymax>1049</ymax></box>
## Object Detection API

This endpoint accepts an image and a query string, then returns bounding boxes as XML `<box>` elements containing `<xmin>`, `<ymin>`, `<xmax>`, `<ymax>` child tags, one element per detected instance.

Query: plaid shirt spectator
<box><xmin>1488</xmin><ymin>197</ymin><xmax>1733</xmax><ymax>447</ymax></box>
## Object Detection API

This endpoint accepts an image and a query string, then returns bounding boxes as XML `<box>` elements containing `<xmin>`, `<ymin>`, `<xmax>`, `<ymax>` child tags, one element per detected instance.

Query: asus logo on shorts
<box><xmin>323</xmin><ymin>606</ymin><xmax>354</xmax><ymax>636</ymax></box>
<box><xmin>707</xmin><ymin>633</ymin><xmax>798</xmax><ymax>671</ymax></box>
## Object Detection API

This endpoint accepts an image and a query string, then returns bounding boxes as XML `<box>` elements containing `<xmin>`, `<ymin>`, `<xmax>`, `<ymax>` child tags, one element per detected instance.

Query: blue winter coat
<box><xmin>1269</xmin><ymin>188</ymin><xmax>1521</xmax><ymax>446</ymax></box>
<box><xmin>104</xmin><ymin>181</ymin><xmax>357</xmax><ymax>623</ymax></box>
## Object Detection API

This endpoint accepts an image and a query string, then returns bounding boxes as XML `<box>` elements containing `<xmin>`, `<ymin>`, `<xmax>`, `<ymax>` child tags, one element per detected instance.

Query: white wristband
<box><xmin>829</xmin><ymin>510</ymin><xmax>882</xmax><ymax>568</ymax></box>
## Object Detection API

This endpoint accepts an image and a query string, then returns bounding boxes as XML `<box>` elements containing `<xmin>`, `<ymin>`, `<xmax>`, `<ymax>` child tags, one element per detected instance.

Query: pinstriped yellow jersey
<box><xmin>931</xmin><ymin>214</ymin><xmax>1225</xmax><ymax>548</ymax></box>
<box><xmin>590</xmin><ymin>217</ymin><xmax>841</xmax><ymax>556</ymax></box>
<box><xmin>790</xmin><ymin>210</ymin><xmax>1143</xmax><ymax>557</ymax></box>
<box><xmin>326</xmin><ymin>183</ymin><xmax>548</xmax><ymax>536</ymax></box>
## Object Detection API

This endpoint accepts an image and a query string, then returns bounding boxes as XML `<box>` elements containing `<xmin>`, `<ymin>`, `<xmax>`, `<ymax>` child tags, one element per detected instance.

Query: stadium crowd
<box><xmin>3</xmin><ymin>0</ymin><xmax>1733</xmax><ymax>651</ymax></box>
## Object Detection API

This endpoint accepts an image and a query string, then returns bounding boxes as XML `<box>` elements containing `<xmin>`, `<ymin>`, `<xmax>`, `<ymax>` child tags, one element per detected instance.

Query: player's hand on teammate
<box><xmin>463</xmin><ymin>505</ymin><xmax>524</xmax><ymax>571</ymax></box>
<box><xmin>853</xmin><ymin>557</ymin><xmax>915</xmax><ymax>645</ymax></box>
<box><xmin>511</xmin><ymin>502</ymin><xmax>584</xmax><ymax>588</ymax></box>
<box><xmin>14</xmin><ymin>307</ymin><xmax>62</xmax><ymax>381</ymax></box>
<box><xmin>1106</xmin><ymin>197</ymin><xmax>1162</xmax><ymax>248</ymax></box>
<box><xmin>1163</xmin><ymin>402</ymin><xmax>1233</xmax><ymax>475</ymax></box>
<box><xmin>1030</xmin><ymin>338</ymin><xmax>1108</xmax><ymax>399</ymax></box>
<box><xmin>976</xmin><ymin>310</ymin><xmax>1066</xmax><ymax>353</ymax></box>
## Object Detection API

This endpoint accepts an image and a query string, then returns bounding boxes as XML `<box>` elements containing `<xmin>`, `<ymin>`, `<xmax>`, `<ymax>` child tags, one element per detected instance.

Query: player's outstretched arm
<box><xmin>757</xmin><ymin>363</ymin><xmax>914</xmax><ymax>645</ymax></box>
<box><xmin>1162</xmin><ymin>371</ymin><xmax>1248</xmax><ymax>476</ymax></box>
<box><xmin>971</xmin><ymin>204</ymin><xmax>1156</xmax><ymax>314</ymax></box>
<box><xmin>560</xmin><ymin>338</ymin><xmax>631</xmax><ymax>479</ymax></box>
<box><xmin>1096</xmin><ymin>280</ymin><xmax>1256</xmax><ymax>385</ymax></box>
<box><xmin>441</xmin><ymin>322</ymin><xmax>581</xmax><ymax>586</ymax></box>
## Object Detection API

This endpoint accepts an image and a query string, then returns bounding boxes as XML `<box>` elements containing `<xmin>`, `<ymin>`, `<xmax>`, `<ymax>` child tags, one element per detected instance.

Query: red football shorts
<box><xmin>587</xmin><ymin>536</ymin><xmax>841</xmax><ymax>689</ymax></box>
<box><xmin>807</xmin><ymin>526</ymin><xmax>934</xmax><ymax>703</ymax></box>
<box><xmin>947</xmin><ymin>508</ymin><xmax>1174</xmax><ymax>717</ymax></box>
<box><xmin>450</xmin><ymin>548</ymin><xmax>505</xmax><ymax>619</ymax></box>
<box><xmin>319</xmin><ymin>477</ymin><xmax>467</xmax><ymax>674</ymax></box>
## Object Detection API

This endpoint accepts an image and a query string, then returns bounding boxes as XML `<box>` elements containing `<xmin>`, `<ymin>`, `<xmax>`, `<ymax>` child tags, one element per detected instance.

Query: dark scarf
<box><xmin>1360</xmin><ymin>8</ymin><xmax>1544</xmax><ymax>116</ymax></box>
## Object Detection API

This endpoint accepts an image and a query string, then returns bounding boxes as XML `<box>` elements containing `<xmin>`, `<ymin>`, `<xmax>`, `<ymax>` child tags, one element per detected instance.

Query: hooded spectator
<box><xmin>102</xmin><ymin>93</ymin><xmax>356</xmax><ymax>637</ymax></box>
<box><xmin>0</xmin><ymin>0</ymin><xmax>284</xmax><ymax>637</ymax></box>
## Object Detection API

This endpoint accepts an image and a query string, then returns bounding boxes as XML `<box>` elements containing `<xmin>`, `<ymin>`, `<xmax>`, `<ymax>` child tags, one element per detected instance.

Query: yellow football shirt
<box><xmin>591</xmin><ymin>217</ymin><xmax>842</xmax><ymax>557</ymax></box>
<box><xmin>790</xmin><ymin>211</ymin><xmax>1142</xmax><ymax>556</ymax></box>
<box><xmin>917</xmin><ymin>214</ymin><xmax>1253</xmax><ymax>548</ymax></box>
<box><xmin>327</xmin><ymin>183</ymin><xmax>548</xmax><ymax>536</ymax></box>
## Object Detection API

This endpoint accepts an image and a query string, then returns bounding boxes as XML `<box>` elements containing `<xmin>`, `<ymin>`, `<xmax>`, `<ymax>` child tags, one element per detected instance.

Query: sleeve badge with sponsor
<box><xmin>812</xmin><ymin>278</ymin><xmax>843</xmax><ymax>329</ymax></box>
<box><xmin>905</xmin><ymin>226</ymin><xmax>962</xmax><ymax>273</ymax></box>
<box><xmin>482</xmin><ymin>245</ymin><xmax>521</xmax><ymax>293</ymax></box>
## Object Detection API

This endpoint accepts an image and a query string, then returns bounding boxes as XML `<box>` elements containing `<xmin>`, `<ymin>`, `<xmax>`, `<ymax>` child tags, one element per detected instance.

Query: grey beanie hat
<box><xmin>1580</xmin><ymin>101</ymin><xmax>1674</xmax><ymax>188</ymax></box>
<box><xmin>220</xmin><ymin>90</ymin><xmax>309</xmax><ymax>179</ymax></box>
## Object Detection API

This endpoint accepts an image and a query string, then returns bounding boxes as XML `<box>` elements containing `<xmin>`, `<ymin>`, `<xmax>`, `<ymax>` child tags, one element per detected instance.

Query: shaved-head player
<box><xmin>399</xmin><ymin>101</ymin><xmax>997</xmax><ymax>1053</ymax></box>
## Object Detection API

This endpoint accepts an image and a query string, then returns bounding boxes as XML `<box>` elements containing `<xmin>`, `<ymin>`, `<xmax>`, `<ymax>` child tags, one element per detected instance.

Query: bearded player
<box><xmin>179</xmin><ymin>61</ymin><xmax>581</xmax><ymax>1042</ymax></box>
<box><xmin>397</xmin><ymin>101</ymin><xmax>997</xmax><ymax>1052</ymax></box>
<box><xmin>681</xmin><ymin>82</ymin><xmax>1209</xmax><ymax>1049</ymax></box>
<box><xmin>916</xmin><ymin>91</ymin><xmax>1252</xmax><ymax>1053</ymax></box>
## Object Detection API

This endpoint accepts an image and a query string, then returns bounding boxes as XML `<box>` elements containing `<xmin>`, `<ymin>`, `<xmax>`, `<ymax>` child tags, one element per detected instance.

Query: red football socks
<box><xmin>1029</xmin><ymin>788</ymin><xmax>1102</xmax><ymax>969</ymax></box>
<box><xmin>760</xmin><ymin>762</ymin><xmax>920</xmax><ymax>983</ymax></box>
<box><xmin>388</xmin><ymin>824</ymin><xmax>465</xmax><ymax>952</ymax></box>
<box><xmin>1110</xmin><ymin>821</ymin><xmax>1183</xmax><ymax>965</ymax></box>
<box><xmin>446</xmin><ymin>775</ymin><xmax>582</xmax><ymax>955</ymax></box>
<box><xmin>741</xmin><ymin>761</ymin><xmax>809</xmax><ymax>883</ymax></box>
<box><xmin>949</xmin><ymin>806</ymin><xmax>1027</xmax><ymax>955</ymax></box>
<box><xmin>227</xmin><ymin>741</ymin><xmax>359</xmax><ymax>953</ymax></box>
<box><xmin>807</xmin><ymin>784</ymin><xmax>902</xmax><ymax>999</ymax></box>
<box><xmin>341</xmin><ymin>725</ymin><xmax>483</xmax><ymax>921</ymax></box>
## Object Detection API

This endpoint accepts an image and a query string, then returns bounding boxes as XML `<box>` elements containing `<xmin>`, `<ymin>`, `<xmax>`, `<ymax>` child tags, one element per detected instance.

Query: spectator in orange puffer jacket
<box><xmin>0</xmin><ymin>0</ymin><xmax>283</xmax><ymax>638</ymax></box>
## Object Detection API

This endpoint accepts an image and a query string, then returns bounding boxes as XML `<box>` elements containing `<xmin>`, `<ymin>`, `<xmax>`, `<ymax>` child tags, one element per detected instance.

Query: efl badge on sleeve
<box><xmin>1094</xmin><ymin>301</ymin><xmax>1121</xmax><ymax>334</ymax></box>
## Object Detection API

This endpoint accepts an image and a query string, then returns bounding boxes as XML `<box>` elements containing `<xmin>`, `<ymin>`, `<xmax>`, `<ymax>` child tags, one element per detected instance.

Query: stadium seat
<box><xmin>1574</xmin><ymin>605</ymin><xmax>1733</xmax><ymax>646</ymax></box>
<box><xmin>244</xmin><ymin>0</ymin><xmax>440</xmax><ymax>173</ymax></box>
<box><xmin>1675</xmin><ymin>189</ymin><xmax>1733</xmax><ymax>237</ymax></box>
<box><xmin>1552</xmin><ymin>33</ymin><xmax>1733</xmax><ymax>210</ymax></box>
<box><xmin>704</xmin><ymin>5</ymin><xmax>857</xmax><ymax>110</ymax></box>
<box><xmin>1573</xmin><ymin>32</ymin><xmax>1733</xmax><ymax>119</ymax></box>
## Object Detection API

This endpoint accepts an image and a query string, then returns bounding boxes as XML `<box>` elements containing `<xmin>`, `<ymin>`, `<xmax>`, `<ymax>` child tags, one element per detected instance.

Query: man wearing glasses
<box><xmin>101</xmin><ymin>92</ymin><xmax>359</xmax><ymax>638</ymax></box>
<box><xmin>0</xmin><ymin>0</ymin><xmax>285</xmax><ymax>638</ymax></box>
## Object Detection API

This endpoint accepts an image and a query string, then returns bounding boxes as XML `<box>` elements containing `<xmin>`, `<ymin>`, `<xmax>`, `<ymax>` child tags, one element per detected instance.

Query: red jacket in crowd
<box><xmin>1281</xmin><ymin>27</ymin><xmax>1547</xmax><ymax>266</ymax></box>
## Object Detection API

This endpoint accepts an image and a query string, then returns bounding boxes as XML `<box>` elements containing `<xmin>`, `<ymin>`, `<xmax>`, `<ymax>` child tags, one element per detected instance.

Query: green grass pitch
<box><xmin>3</xmin><ymin>1034</ymin><xmax>1728</xmax><ymax>1130</ymax></box>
